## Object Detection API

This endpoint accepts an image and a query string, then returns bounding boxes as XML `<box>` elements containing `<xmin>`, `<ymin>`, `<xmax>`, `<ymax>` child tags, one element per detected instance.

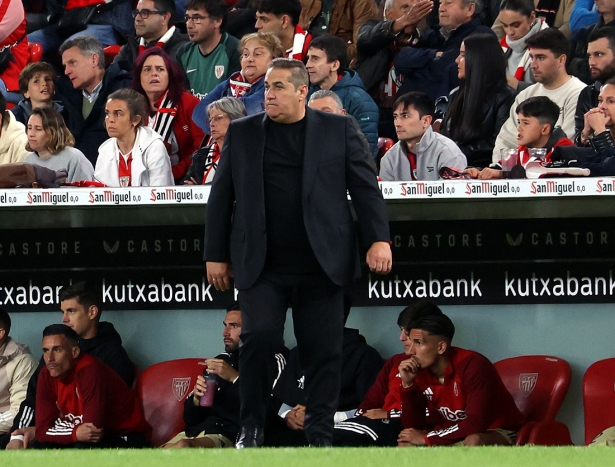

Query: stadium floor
<box><xmin>3</xmin><ymin>446</ymin><xmax>615</xmax><ymax>467</ymax></box>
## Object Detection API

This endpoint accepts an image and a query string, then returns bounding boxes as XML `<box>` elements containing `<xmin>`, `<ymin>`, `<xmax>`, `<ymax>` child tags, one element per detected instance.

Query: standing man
<box><xmin>176</xmin><ymin>0</ymin><xmax>241</xmax><ymax>99</ymax></box>
<box><xmin>113</xmin><ymin>0</ymin><xmax>189</xmax><ymax>70</ymax></box>
<box><xmin>205</xmin><ymin>58</ymin><xmax>392</xmax><ymax>448</ymax></box>
<box><xmin>252</xmin><ymin>0</ymin><xmax>312</xmax><ymax>62</ymax></box>
<box><xmin>0</xmin><ymin>310</ymin><xmax>37</xmax><ymax>436</ymax></box>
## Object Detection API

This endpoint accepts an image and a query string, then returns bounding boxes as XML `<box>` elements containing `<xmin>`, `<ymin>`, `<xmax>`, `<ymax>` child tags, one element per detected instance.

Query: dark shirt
<box><xmin>263</xmin><ymin>116</ymin><xmax>320</xmax><ymax>274</ymax></box>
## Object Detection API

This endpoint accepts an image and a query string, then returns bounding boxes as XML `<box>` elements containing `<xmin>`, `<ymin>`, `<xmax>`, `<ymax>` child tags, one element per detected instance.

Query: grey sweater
<box><xmin>25</xmin><ymin>146</ymin><xmax>95</xmax><ymax>183</ymax></box>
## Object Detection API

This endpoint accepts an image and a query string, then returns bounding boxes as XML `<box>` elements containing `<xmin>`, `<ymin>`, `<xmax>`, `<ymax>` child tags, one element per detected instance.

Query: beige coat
<box><xmin>0</xmin><ymin>112</ymin><xmax>28</xmax><ymax>165</ymax></box>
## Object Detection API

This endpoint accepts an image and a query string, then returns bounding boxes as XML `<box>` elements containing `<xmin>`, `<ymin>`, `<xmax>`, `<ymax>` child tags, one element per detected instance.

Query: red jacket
<box><xmin>170</xmin><ymin>92</ymin><xmax>205</xmax><ymax>181</ymax></box>
<box><xmin>400</xmin><ymin>347</ymin><xmax>525</xmax><ymax>446</ymax></box>
<box><xmin>35</xmin><ymin>353</ymin><xmax>150</xmax><ymax>444</ymax></box>
<box><xmin>0</xmin><ymin>0</ymin><xmax>29</xmax><ymax>93</ymax></box>
<box><xmin>356</xmin><ymin>353</ymin><xmax>405</xmax><ymax>418</ymax></box>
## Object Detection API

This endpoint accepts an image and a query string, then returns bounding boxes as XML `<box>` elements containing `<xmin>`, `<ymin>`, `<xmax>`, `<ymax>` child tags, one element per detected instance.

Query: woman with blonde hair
<box><xmin>25</xmin><ymin>107</ymin><xmax>94</xmax><ymax>183</ymax></box>
<box><xmin>95</xmin><ymin>88</ymin><xmax>174</xmax><ymax>187</ymax></box>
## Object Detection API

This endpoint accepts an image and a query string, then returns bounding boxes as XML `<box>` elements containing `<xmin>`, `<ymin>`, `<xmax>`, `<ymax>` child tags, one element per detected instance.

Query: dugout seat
<box><xmin>494</xmin><ymin>355</ymin><xmax>573</xmax><ymax>445</ymax></box>
<box><xmin>583</xmin><ymin>358</ymin><xmax>615</xmax><ymax>445</ymax></box>
<box><xmin>136</xmin><ymin>358</ymin><xmax>204</xmax><ymax>447</ymax></box>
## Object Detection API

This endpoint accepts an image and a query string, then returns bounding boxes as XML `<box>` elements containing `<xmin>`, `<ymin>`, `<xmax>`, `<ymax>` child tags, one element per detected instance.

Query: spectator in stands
<box><xmin>575</xmin><ymin>27</ymin><xmax>615</xmax><ymax>146</ymax></box>
<box><xmin>95</xmin><ymin>89</ymin><xmax>174</xmax><ymax>187</ymax></box>
<box><xmin>393</xmin><ymin>0</ymin><xmax>493</xmax><ymax>102</ymax></box>
<box><xmin>164</xmin><ymin>302</ymin><xmax>285</xmax><ymax>448</ymax></box>
<box><xmin>0</xmin><ymin>94</ymin><xmax>29</xmax><ymax>165</ymax></box>
<box><xmin>12</xmin><ymin>63</ymin><xmax>67</xmax><ymax>126</ymax></box>
<box><xmin>299</xmin><ymin>0</ymin><xmax>380</xmax><ymax>64</ymax></box>
<box><xmin>56</xmin><ymin>36</ymin><xmax>132</xmax><ymax>165</ymax></box>
<box><xmin>252</xmin><ymin>0</ymin><xmax>312</xmax><ymax>62</ymax></box>
<box><xmin>176</xmin><ymin>0</ymin><xmax>241</xmax><ymax>99</ymax></box>
<box><xmin>397</xmin><ymin>310</ymin><xmax>525</xmax><ymax>446</ymax></box>
<box><xmin>380</xmin><ymin>92</ymin><xmax>467</xmax><ymax>181</ymax></box>
<box><xmin>133</xmin><ymin>48</ymin><xmax>204</xmax><ymax>182</ymax></box>
<box><xmin>497</xmin><ymin>0</ymin><xmax>549</xmax><ymax>92</ymax></box>
<box><xmin>355</xmin><ymin>0</ymin><xmax>433</xmax><ymax>140</ymax></box>
<box><xmin>333</xmin><ymin>300</ymin><xmax>442</xmax><ymax>447</ymax></box>
<box><xmin>306</xmin><ymin>34</ymin><xmax>379</xmax><ymax>159</ymax></box>
<box><xmin>492</xmin><ymin>0</ymin><xmax>573</xmax><ymax>40</ymax></box>
<box><xmin>569</xmin><ymin>0</ymin><xmax>600</xmax><ymax>32</ymax></box>
<box><xmin>182</xmin><ymin>97</ymin><xmax>247</xmax><ymax>185</ymax></box>
<box><xmin>32</xmin><ymin>324</ymin><xmax>150</xmax><ymax>448</ymax></box>
<box><xmin>467</xmin><ymin>96</ymin><xmax>573</xmax><ymax>179</ymax></box>
<box><xmin>0</xmin><ymin>0</ymin><xmax>30</xmax><ymax>107</ymax></box>
<box><xmin>3</xmin><ymin>281</ymin><xmax>136</xmax><ymax>450</ymax></box>
<box><xmin>24</xmin><ymin>107</ymin><xmax>94</xmax><ymax>183</ymax></box>
<box><xmin>308</xmin><ymin>89</ymin><xmax>346</xmax><ymax>114</ymax></box>
<box><xmin>439</xmin><ymin>33</ymin><xmax>515</xmax><ymax>168</ymax></box>
<box><xmin>113</xmin><ymin>0</ymin><xmax>189</xmax><ymax>71</ymax></box>
<box><xmin>266</xmin><ymin>296</ymin><xmax>383</xmax><ymax>447</ymax></box>
<box><xmin>493</xmin><ymin>28</ymin><xmax>585</xmax><ymax>162</ymax></box>
<box><xmin>192</xmin><ymin>32</ymin><xmax>284</xmax><ymax>134</ymax></box>
<box><xmin>27</xmin><ymin>0</ymin><xmax>134</xmax><ymax>63</ymax></box>
<box><xmin>568</xmin><ymin>0</ymin><xmax>615</xmax><ymax>84</ymax></box>
<box><xmin>0</xmin><ymin>310</ymin><xmax>37</xmax><ymax>436</ymax></box>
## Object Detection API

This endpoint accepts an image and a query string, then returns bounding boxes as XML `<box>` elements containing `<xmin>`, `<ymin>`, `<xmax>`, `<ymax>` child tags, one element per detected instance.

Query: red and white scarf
<box><xmin>148</xmin><ymin>91</ymin><xmax>177</xmax><ymax>152</ymax></box>
<box><xmin>139</xmin><ymin>26</ymin><xmax>176</xmax><ymax>54</ymax></box>
<box><xmin>202</xmin><ymin>142</ymin><xmax>221</xmax><ymax>185</ymax></box>
<box><xmin>286</xmin><ymin>25</ymin><xmax>312</xmax><ymax>62</ymax></box>
<box><xmin>228</xmin><ymin>71</ymin><xmax>254</xmax><ymax>97</ymax></box>
<box><xmin>500</xmin><ymin>20</ymin><xmax>548</xmax><ymax>82</ymax></box>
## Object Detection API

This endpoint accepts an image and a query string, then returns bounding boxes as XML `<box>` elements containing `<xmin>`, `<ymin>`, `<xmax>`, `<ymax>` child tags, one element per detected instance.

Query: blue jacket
<box><xmin>309</xmin><ymin>71</ymin><xmax>379</xmax><ymax>159</ymax></box>
<box><xmin>394</xmin><ymin>17</ymin><xmax>493</xmax><ymax>102</ymax></box>
<box><xmin>193</xmin><ymin>76</ymin><xmax>265</xmax><ymax>134</ymax></box>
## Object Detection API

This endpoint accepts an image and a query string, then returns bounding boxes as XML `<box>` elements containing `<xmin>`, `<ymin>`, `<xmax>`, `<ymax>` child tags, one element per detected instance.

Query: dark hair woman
<box><xmin>440</xmin><ymin>33</ymin><xmax>516</xmax><ymax>168</ymax></box>
<box><xmin>132</xmin><ymin>47</ymin><xmax>205</xmax><ymax>182</ymax></box>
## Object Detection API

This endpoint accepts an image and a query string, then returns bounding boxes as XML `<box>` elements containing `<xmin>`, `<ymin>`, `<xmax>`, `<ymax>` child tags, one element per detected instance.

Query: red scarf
<box><xmin>148</xmin><ymin>91</ymin><xmax>177</xmax><ymax>154</ymax></box>
<box><xmin>201</xmin><ymin>142</ymin><xmax>221</xmax><ymax>185</ymax></box>
<box><xmin>139</xmin><ymin>26</ymin><xmax>176</xmax><ymax>54</ymax></box>
<box><xmin>229</xmin><ymin>71</ymin><xmax>256</xmax><ymax>97</ymax></box>
<box><xmin>286</xmin><ymin>25</ymin><xmax>312</xmax><ymax>62</ymax></box>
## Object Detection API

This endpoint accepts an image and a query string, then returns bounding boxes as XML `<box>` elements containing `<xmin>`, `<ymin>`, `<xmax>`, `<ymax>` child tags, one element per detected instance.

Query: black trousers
<box><xmin>238</xmin><ymin>271</ymin><xmax>344</xmax><ymax>444</ymax></box>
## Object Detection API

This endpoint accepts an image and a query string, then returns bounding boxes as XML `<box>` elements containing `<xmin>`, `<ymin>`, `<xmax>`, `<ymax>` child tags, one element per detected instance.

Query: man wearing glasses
<box><xmin>176</xmin><ymin>0</ymin><xmax>241</xmax><ymax>99</ymax></box>
<box><xmin>113</xmin><ymin>0</ymin><xmax>189</xmax><ymax>70</ymax></box>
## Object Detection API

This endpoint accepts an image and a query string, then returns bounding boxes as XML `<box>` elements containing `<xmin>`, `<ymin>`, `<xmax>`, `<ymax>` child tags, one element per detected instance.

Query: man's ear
<box><xmin>281</xmin><ymin>14</ymin><xmax>291</xmax><ymax>29</ymax></box>
<box><xmin>72</xmin><ymin>344</ymin><xmax>81</xmax><ymax>359</ymax></box>
<box><xmin>331</xmin><ymin>59</ymin><xmax>340</xmax><ymax>74</ymax></box>
<box><xmin>423</xmin><ymin>114</ymin><xmax>433</xmax><ymax>129</ymax></box>
<box><xmin>437</xmin><ymin>340</ymin><xmax>448</xmax><ymax>355</ymax></box>
<box><xmin>541</xmin><ymin>123</ymin><xmax>552</xmax><ymax>136</ymax></box>
<box><xmin>87</xmin><ymin>304</ymin><xmax>100</xmax><ymax>321</ymax></box>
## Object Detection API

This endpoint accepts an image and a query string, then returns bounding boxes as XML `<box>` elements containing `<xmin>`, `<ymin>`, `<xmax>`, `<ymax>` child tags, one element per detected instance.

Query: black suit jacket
<box><xmin>204</xmin><ymin>107</ymin><xmax>390</xmax><ymax>290</ymax></box>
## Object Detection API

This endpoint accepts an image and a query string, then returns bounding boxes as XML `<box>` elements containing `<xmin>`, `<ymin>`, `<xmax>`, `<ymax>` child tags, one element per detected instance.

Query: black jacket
<box><xmin>440</xmin><ymin>85</ymin><xmax>516</xmax><ymax>168</ymax></box>
<box><xmin>568</xmin><ymin>18</ymin><xmax>615</xmax><ymax>85</ymax></box>
<box><xmin>55</xmin><ymin>61</ymin><xmax>132</xmax><ymax>165</ymax></box>
<box><xmin>6</xmin><ymin>322</ymin><xmax>135</xmax><ymax>433</ymax></box>
<box><xmin>574</xmin><ymin>81</ymin><xmax>600</xmax><ymax>145</ymax></box>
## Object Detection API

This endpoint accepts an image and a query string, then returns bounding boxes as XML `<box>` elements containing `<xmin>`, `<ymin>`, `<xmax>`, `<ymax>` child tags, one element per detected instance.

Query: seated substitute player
<box><xmin>465</xmin><ymin>96</ymin><xmax>573</xmax><ymax>179</ymax></box>
<box><xmin>33</xmin><ymin>325</ymin><xmax>150</xmax><ymax>448</ymax></box>
<box><xmin>332</xmin><ymin>300</ymin><xmax>443</xmax><ymax>447</ymax></box>
<box><xmin>397</xmin><ymin>310</ymin><xmax>525</xmax><ymax>447</ymax></box>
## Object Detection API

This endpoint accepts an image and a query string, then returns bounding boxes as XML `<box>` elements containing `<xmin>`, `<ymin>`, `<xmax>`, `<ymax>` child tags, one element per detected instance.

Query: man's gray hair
<box><xmin>59</xmin><ymin>35</ymin><xmax>105</xmax><ymax>70</ymax></box>
<box><xmin>207</xmin><ymin>97</ymin><xmax>248</xmax><ymax>121</ymax></box>
<box><xmin>384</xmin><ymin>0</ymin><xmax>395</xmax><ymax>11</ymax></box>
<box><xmin>461</xmin><ymin>0</ymin><xmax>482</xmax><ymax>14</ymax></box>
<box><xmin>308</xmin><ymin>90</ymin><xmax>344</xmax><ymax>111</ymax></box>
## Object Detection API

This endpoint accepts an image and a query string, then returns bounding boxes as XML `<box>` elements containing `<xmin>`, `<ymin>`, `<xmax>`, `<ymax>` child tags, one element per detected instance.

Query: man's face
<box><xmin>385</xmin><ymin>0</ymin><xmax>414</xmax><ymax>21</ymax></box>
<box><xmin>529</xmin><ymin>47</ymin><xmax>562</xmax><ymax>86</ymax></box>
<box><xmin>134</xmin><ymin>0</ymin><xmax>168</xmax><ymax>42</ymax></box>
<box><xmin>61</xmin><ymin>298</ymin><xmax>97</xmax><ymax>339</ymax></box>
<box><xmin>185</xmin><ymin>8</ymin><xmax>219</xmax><ymax>44</ymax></box>
<box><xmin>305</xmin><ymin>47</ymin><xmax>336</xmax><ymax>86</ymax></box>
<box><xmin>62</xmin><ymin>46</ymin><xmax>100</xmax><ymax>91</ymax></box>
<box><xmin>25</xmin><ymin>72</ymin><xmax>55</xmax><ymax>104</ymax></box>
<box><xmin>588</xmin><ymin>38</ymin><xmax>615</xmax><ymax>81</ymax></box>
<box><xmin>308</xmin><ymin>95</ymin><xmax>345</xmax><ymax>114</ymax></box>
<box><xmin>598</xmin><ymin>83</ymin><xmax>615</xmax><ymax>128</ymax></box>
<box><xmin>222</xmin><ymin>310</ymin><xmax>242</xmax><ymax>352</ymax></box>
<box><xmin>264</xmin><ymin>67</ymin><xmax>308</xmax><ymax>123</ymax></box>
<box><xmin>393</xmin><ymin>104</ymin><xmax>429</xmax><ymax>143</ymax></box>
<box><xmin>42</xmin><ymin>334</ymin><xmax>80</xmax><ymax>379</ymax></box>
<box><xmin>255</xmin><ymin>11</ymin><xmax>285</xmax><ymax>34</ymax></box>
<box><xmin>516</xmin><ymin>112</ymin><xmax>549</xmax><ymax>147</ymax></box>
<box><xmin>407</xmin><ymin>329</ymin><xmax>443</xmax><ymax>371</ymax></box>
<box><xmin>439</xmin><ymin>0</ymin><xmax>473</xmax><ymax>31</ymax></box>
<box><xmin>595</xmin><ymin>0</ymin><xmax>615</xmax><ymax>16</ymax></box>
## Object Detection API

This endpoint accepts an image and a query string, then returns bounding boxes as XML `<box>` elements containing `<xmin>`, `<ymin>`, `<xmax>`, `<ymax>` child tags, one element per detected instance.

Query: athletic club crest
<box><xmin>215</xmin><ymin>65</ymin><xmax>225</xmax><ymax>79</ymax></box>
<box><xmin>519</xmin><ymin>373</ymin><xmax>538</xmax><ymax>397</ymax></box>
<box><xmin>172</xmin><ymin>377</ymin><xmax>191</xmax><ymax>401</ymax></box>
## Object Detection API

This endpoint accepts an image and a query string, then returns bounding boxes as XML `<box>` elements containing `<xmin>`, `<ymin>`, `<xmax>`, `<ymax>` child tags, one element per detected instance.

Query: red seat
<box><xmin>29</xmin><ymin>42</ymin><xmax>43</xmax><ymax>63</ymax></box>
<box><xmin>583</xmin><ymin>358</ymin><xmax>615</xmax><ymax>445</ymax></box>
<box><xmin>377</xmin><ymin>137</ymin><xmax>394</xmax><ymax>161</ymax></box>
<box><xmin>494</xmin><ymin>355</ymin><xmax>573</xmax><ymax>445</ymax></box>
<box><xmin>103</xmin><ymin>44</ymin><xmax>122</xmax><ymax>67</ymax></box>
<box><xmin>136</xmin><ymin>358</ymin><xmax>204</xmax><ymax>447</ymax></box>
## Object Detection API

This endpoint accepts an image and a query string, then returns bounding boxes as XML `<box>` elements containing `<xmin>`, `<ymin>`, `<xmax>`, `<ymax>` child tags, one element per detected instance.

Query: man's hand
<box><xmin>398</xmin><ymin>356</ymin><xmax>420</xmax><ymax>387</ymax></box>
<box><xmin>362</xmin><ymin>408</ymin><xmax>388</xmax><ymax>420</ymax></box>
<box><xmin>206</xmin><ymin>262</ymin><xmax>233</xmax><ymax>291</ymax></box>
<box><xmin>75</xmin><ymin>423</ymin><xmax>104</xmax><ymax>443</ymax></box>
<box><xmin>398</xmin><ymin>428</ymin><xmax>428</xmax><ymax>446</ymax></box>
<box><xmin>6</xmin><ymin>427</ymin><xmax>36</xmax><ymax>450</ymax></box>
<box><xmin>366</xmin><ymin>241</ymin><xmax>392</xmax><ymax>274</ymax></box>
<box><xmin>285</xmin><ymin>405</ymin><xmax>306</xmax><ymax>430</ymax></box>
<box><xmin>205</xmin><ymin>358</ymin><xmax>239</xmax><ymax>382</ymax></box>
<box><xmin>192</xmin><ymin>374</ymin><xmax>208</xmax><ymax>403</ymax></box>
<box><xmin>392</xmin><ymin>0</ymin><xmax>433</xmax><ymax>34</ymax></box>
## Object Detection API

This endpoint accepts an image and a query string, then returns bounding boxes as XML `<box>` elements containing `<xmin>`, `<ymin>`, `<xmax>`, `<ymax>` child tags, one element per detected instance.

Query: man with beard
<box><xmin>575</xmin><ymin>27</ymin><xmax>615</xmax><ymax>146</ymax></box>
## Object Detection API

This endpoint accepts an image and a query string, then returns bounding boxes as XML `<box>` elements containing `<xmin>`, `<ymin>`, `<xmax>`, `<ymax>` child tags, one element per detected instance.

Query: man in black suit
<box><xmin>204</xmin><ymin>58</ymin><xmax>392</xmax><ymax>448</ymax></box>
